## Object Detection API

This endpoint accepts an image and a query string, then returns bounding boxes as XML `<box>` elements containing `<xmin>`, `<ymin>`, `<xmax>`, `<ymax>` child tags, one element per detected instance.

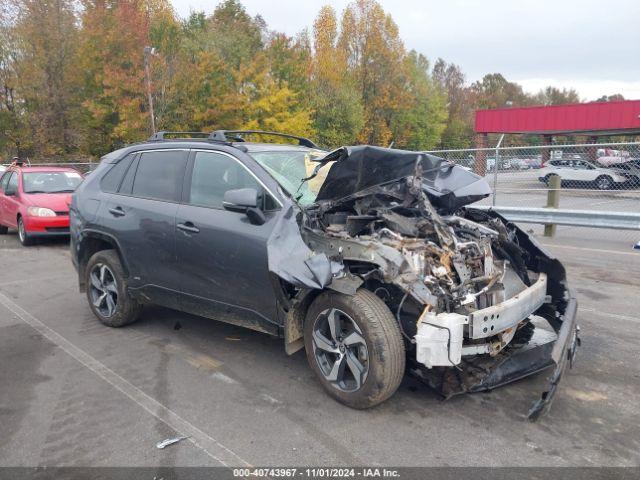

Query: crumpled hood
<box><xmin>314</xmin><ymin>145</ymin><xmax>492</xmax><ymax>213</ymax></box>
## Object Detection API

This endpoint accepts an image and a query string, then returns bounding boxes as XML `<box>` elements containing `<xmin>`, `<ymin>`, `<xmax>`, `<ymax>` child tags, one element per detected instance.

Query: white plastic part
<box><xmin>415</xmin><ymin>311</ymin><xmax>468</xmax><ymax>368</ymax></box>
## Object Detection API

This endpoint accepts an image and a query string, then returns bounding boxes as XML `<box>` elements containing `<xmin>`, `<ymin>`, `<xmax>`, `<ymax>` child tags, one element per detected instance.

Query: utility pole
<box><xmin>143</xmin><ymin>46</ymin><xmax>156</xmax><ymax>135</ymax></box>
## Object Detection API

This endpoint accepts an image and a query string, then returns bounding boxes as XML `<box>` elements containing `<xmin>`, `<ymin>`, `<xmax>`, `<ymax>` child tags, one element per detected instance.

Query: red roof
<box><xmin>475</xmin><ymin>100</ymin><xmax>640</xmax><ymax>135</ymax></box>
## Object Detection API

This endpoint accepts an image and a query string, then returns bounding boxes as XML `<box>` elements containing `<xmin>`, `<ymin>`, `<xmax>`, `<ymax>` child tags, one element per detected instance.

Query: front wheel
<box><xmin>17</xmin><ymin>217</ymin><xmax>33</xmax><ymax>246</ymax></box>
<box><xmin>304</xmin><ymin>289</ymin><xmax>405</xmax><ymax>409</ymax></box>
<box><xmin>595</xmin><ymin>175</ymin><xmax>613</xmax><ymax>190</ymax></box>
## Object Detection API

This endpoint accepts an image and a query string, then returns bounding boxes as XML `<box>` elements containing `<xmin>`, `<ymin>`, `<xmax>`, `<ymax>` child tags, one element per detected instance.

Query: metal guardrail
<box><xmin>474</xmin><ymin>206</ymin><xmax>640</xmax><ymax>231</ymax></box>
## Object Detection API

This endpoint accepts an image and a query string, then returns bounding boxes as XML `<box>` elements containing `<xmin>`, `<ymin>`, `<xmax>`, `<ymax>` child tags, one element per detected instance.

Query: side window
<box><xmin>188</xmin><ymin>151</ymin><xmax>277</xmax><ymax>210</ymax></box>
<box><xmin>6</xmin><ymin>172</ymin><xmax>18</xmax><ymax>194</ymax></box>
<box><xmin>131</xmin><ymin>151</ymin><xmax>188</xmax><ymax>202</ymax></box>
<box><xmin>0</xmin><ymin>172</ymin><xmax>10</xmax><ymax>192</ymax></box>
<box><xmin>118</xmin><ymin>157</ymin><xmax>139</xmax><ymax>195</ymax></box>
<box><xmin>100</xmin><ymin>154</ymin><xmax>135</xmax><ymax>193</ymax></box>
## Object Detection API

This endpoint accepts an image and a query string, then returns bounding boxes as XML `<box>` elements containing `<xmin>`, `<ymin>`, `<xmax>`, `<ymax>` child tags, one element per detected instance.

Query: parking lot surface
<box><xmin>1</xmin><ymin>226</ymin><xmax>639</xmax><ymax>467</ymax></box>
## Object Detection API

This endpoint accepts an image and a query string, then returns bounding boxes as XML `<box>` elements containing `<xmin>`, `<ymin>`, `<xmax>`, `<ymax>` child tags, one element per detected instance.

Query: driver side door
<box><xmin>175</xmin><ymin>149</ymin><xmax>283</xmax><ymax>335</ymax></box>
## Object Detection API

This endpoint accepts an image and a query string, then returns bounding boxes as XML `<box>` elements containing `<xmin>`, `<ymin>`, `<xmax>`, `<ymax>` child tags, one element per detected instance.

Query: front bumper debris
<box><xmin>411</xmin><ymin>290</ymin><xmax>579</xmax><ymax>420</ymax></box>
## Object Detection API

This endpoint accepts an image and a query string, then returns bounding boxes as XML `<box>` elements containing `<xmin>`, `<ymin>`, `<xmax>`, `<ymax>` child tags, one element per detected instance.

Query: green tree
<box><xmin>310</xmin><ymin>5</ymin><xmax>363</xmax><ymax>148</ymax></box>
<box><xmin>10</xmin><ymin>0</ymin><xmax>79</xmax><ymax>158</ymax></box>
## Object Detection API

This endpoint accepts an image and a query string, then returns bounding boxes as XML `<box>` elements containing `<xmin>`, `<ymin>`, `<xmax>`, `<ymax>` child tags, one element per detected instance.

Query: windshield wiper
<box><xmin>47</xmin><ymin>189</ymin><xmax>76</xmax><ymax>193</ymax></box>
<box><xmin>24</xmin><ymin>190</ymin><xmax>47</xmax><ymax>194</ymax></box>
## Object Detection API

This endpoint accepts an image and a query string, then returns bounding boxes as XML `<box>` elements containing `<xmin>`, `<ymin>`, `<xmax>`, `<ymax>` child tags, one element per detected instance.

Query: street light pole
<box><xmin>143</xmin><ymin>46</ymin><xmax>156</xmax><ymax>135</ymax></box>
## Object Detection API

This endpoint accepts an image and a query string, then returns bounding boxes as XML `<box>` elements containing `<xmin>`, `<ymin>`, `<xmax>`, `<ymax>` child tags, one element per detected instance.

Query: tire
<box><xmin>303</xmin><ymin>289</ymin><xmax>405</xmax><ymax>409</ymax></box>
<box><xmin>85</xmin><ymin>249</ymin><xmax>142</xmax><ymax>327</ymax></box>
<box><xmin>595</xmin><ymin>175</ymin><xmax>613</xmax><ymax>190</ymax></box>
<box><xmin>0</xmin><ymin>224</ymin><xmax>7</xmax><ymax>234</ymax></box>
<box><xmin>543</xmin><ymin>174</ymin><xmax>558</xmax><ymax>187</ymax></box>
<box><xmin>17</xmin><ymin>216</ymin><xmax>33</xmax><ymax>246</ymax></box>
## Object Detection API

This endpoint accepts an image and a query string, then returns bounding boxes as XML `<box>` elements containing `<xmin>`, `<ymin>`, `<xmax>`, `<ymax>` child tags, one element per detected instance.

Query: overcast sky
<box><xmin>170</xmin><ymin>0</ymin><xmax>640</xmax><ymax>101</ymax></box>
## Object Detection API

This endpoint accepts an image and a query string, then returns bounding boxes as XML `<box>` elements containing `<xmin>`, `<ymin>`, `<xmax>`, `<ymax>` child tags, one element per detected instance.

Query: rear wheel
<box><xmin>85</xmin><ymin>250</ymin><xmax>142</xmax><ymax>327</ymax></box>
<box><xmin>595</xmin><ymin>175</ymin><xmax>613</xmax><ymax>190</ymax></box>
<box><xmin>0</xmin><ymin>224</ymin><xmax>7</xmax><ymax>234</ymax></box>
<box><xmin>304</xmin><ymin>289</ymin><xmax>405</xmax><ymax>409</ymax></box>
<box><xmin>543</xmin><ymin>174</ymin><xmax>559</xmax><ymax>186</ymax></box>
<box><xmin>17</xmin><ymin>217</ymin><xmax>33</xmax><ymax>246</ymax></box>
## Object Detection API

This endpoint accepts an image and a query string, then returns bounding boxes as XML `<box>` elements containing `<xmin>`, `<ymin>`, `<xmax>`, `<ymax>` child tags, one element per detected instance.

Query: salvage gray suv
<box><xmin>70</xmin><ymin>130</ymin><xmax>579</xmax><ymax>419</ymax></box>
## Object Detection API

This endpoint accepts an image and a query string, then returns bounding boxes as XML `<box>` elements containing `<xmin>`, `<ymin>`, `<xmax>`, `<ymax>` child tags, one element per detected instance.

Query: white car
<box><xmin>538</xmin><ymin>159</ymin><xmax>629</xmax><ymax>190</ymax></box>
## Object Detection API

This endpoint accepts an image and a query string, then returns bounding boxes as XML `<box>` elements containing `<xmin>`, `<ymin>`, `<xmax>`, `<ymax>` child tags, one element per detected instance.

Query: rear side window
<box><xmin>131</xmin><ymin>150</ymin><xmax>188</xmax><ymax>202</ymax></box>
<box><xmin>101</xmin><ymin>154</ymin><xmax>135</xmax><ymax>193</ymax></box>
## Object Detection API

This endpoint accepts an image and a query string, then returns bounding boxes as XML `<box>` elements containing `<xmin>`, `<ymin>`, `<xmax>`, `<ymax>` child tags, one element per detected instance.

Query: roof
<box><xmin>475</xmin><ymin>100</ymin><xmax>640</xmax><ymax>135</ymax></box>
<box><xmin>7</xmin><ymin>165</ymin><xmax>81</xmax><ymax>173</ymax></box>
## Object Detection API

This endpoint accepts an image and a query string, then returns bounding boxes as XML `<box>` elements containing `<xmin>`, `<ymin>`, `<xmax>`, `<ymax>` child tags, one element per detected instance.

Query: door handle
<box><xmin>177</xmin><ymin>222</ymin><xmax>200</xmax><ymax>234</ymax></box>
<box><xmin>109</xmin><ymin>207</ymin><xmax>125</xmax><ymax>217</ymax></box>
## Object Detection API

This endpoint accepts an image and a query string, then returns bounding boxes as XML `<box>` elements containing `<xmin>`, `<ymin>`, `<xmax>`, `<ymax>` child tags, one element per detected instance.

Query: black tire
<box><xmin>543</xmin><ymin>174</ymin><xmax>558</xmax><ymax>187</ymax></box>
<box><xmin>304</xmin><ymin>289</ymin><xmax>405</xmax><ymax>409</ymax></box>
<box><xmin>85</xmin><ymin>249</ymin><xmax>142</xmax><ymax>327</ymax></box>
<box><xmin>595</xmin><ymin>175</ymin><xmax>613</xmax><ymax>190</ymax></box>
<box><xmin>17</xmin><ymin>216</ymin><xmax>33</xmax><ymax>246</ymax></box>
<box><xmin>0</xmin><ymin>224</ymin><xmax>7</xmax><ymax>234</ymax></box>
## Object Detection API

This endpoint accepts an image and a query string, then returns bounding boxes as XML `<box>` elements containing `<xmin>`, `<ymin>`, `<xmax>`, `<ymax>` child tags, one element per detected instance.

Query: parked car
<box><xmin>70</xmin><ymin>130</ymin><xmax>578</xmax><ymax>418</ymax></box>
<box><xmin>610</xmin><ymin>159</ymin><xmax>640</xmax><ymax>187</ymax></box>
<box><xmin>0</xmin><ymin>163</ymin><xmax>83</xmax><ymax>245</ymax></box>
<box><xmin>538</xmin><ymin>159</ymin><xmax>628</xmax><ymax>190</ymax></box>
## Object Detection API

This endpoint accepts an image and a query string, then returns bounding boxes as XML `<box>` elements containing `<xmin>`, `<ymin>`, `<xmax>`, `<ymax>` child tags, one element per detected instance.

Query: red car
<box><xmin>0</xmin><ymin>164</ymin><xmax>83</xmax><ymax>245</ymax></box>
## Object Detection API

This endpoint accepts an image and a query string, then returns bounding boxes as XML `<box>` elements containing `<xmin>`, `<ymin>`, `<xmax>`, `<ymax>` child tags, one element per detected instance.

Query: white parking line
<box><xmin>540</xmin><ymin>243</ymin><xmax>640</xmax><ymax>257</ymax></box>
<box><xmin>0</xmin><ymin>291</ymin><xmax>251</xmax><ymax>468</ymax></box>
<box><xmin>580</xmin><ymin>307</ymin><xmax>638</xmax><ymax>323</ymax></box>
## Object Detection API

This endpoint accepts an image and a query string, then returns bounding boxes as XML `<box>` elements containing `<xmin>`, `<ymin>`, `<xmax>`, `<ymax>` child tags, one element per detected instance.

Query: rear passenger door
<box><xmin>174</xmin><ymin>149</ymin><xmax>282</xmax><ymax>334</ymax></box>
<box><xmin>98</xmin><ymin>149</ymin><xmax>188</xmax><ymax>308</ymax></box>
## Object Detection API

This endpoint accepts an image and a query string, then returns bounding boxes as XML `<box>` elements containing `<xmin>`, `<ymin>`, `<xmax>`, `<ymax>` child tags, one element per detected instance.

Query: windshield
<box><xmin>23</xmin><ymin>171</ymin><xmax>83</xmax><ymax>194</ymax></box>
<box><xmin>249</xmin><ymin>150</ymin><xmax>334</xmax><ymax>206</ymax></box>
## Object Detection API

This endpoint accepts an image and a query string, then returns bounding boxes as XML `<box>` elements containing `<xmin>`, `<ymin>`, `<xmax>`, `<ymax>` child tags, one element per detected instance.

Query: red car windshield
<box><xmin>22</xmin><ymin>171</ymin><xmax>83</xmax><ymax>194</ymax></box>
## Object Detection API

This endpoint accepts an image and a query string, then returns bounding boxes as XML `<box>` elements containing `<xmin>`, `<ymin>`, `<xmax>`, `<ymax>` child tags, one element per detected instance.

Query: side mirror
<box><xmin>223</xmin><ymin>188</ymin><xmax>258</xmax><ymax>211</ymax></box>
<box><xmin>223</xmin><ymin>188</ymin><xmax>265</xmax><ymax>225</ymax></box>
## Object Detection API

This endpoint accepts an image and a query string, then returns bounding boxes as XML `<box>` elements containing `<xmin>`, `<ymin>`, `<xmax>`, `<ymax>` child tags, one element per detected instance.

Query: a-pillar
<box><xmin>541</xmin><ymin>134</ymin><xmax>553</xmax><ymax>165</ymax></box>
<box><xmin>474</xmin><ymin>133</ymin><xmax>488</xmax><ymax>176</ymax></box>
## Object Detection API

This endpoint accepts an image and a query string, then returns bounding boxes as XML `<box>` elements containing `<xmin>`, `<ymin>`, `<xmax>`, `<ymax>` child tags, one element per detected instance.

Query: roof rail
<box><xmin>149</xmin><ymin>131</ymin><xmax>211</xmax><ymax>141</ymax></box>
<box><xmin>209</xmin><ymin>130</ymin><xmax>319</xmax><ymax>148</ymax></box>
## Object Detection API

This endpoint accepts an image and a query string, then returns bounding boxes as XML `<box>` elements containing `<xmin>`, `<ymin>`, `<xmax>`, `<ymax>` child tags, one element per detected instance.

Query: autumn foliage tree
<box><xmin>0</xmin><ymin>0</ymin><xmax>607</xmax><ymax>160</ymax></box>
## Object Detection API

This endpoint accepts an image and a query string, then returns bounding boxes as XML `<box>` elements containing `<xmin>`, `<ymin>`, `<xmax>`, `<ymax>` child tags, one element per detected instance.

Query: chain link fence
<box><xmin>426</xmin><ymin>141</ymin><xmax>640</xmax><ymax>246</ymax></box>
<box><xmin>3</xmin><ymin>143</ymin><xmax>639</xmax><ymax>246</ymax></box>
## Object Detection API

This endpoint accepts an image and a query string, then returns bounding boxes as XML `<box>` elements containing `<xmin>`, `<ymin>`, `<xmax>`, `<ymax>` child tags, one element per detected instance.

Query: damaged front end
<box><xmin>270</xmin><ymin>146</ymin><xmax>579</xmax><ymax>419</ymax></box>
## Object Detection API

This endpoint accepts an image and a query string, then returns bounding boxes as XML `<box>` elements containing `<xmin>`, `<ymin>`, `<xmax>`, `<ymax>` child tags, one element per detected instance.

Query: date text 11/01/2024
<box><xmin>232</xmin><ymin>468</ymin><xmax>400</xmax><ymax>478</ymax></box>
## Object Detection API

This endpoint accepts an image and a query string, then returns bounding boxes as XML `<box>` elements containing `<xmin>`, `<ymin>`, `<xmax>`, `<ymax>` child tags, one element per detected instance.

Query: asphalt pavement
<box><xmin>0</xmin><ymin>225</ymin><xmax>639</xmax><ymax>467</ymax></box>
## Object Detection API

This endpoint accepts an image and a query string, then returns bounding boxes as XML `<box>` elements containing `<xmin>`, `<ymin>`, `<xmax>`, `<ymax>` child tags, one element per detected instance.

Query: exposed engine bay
<box><xmin>303</xmin><ymin>179</ymin><xmax>545</xmax><ymax>365</ymax></box>
<box><xmin>269</xmin><ymin>145</ymin><xmax>579</xmax><ymax>419</ymax></box>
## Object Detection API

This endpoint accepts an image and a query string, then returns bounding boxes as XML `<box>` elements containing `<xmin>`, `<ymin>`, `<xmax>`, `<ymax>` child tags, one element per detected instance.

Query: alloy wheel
<box><xmin>89</xmin><ymin>263</ymin><xmax>118</xmax><ymax>317</ymax></box>
<box><xmin>18</xmin><ymin>219</ymin><xmax>26</xmax><ymax>243</ymax></box>
<box><xmin>311</xmin><ymin>308</ymin><xmax>369</xmax><ymax>392</ymax></box>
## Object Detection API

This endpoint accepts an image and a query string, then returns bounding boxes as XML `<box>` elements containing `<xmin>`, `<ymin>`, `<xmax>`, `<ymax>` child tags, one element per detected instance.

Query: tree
<box><xmin>433</xmin><ymin>58</ymin><xmax>474</xmax><ymax>148</ymax></box>
<box><xmin>10</xmin><ymin>0</ymin><xmax>79</xmax><ymax>158</ymax></box>
<box><xmin>338</xmin><ymin>0</ymin><xmax>406</xmax><ymax>145</ymax></box>
<box><xmin>532</xmin><ymin>86</ymin><xmax>580</xmax><ymax>105</ymax></box>
<box><xmin>77</xmin><ymin>0</ymin><xmax>153</xmax><ymax>155</ymax></box>
<box><xmin>595</xmin><ymin>93</ymin><xmax>625</xmax><ymax>102</ymax></box>
<box><xmin>310</xmin><ymin>5</ymin><xmax>363</xmax><ymax>147</ymax></box>
<box><xmin>390</xmin><ymin>51</ymin><xmax>447</xmax><ymax>150</ymax></box>
<box><xmin>471</xmin><ymin>73</ymin><xmax>531</xmax><ymax>109</ymax></box>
